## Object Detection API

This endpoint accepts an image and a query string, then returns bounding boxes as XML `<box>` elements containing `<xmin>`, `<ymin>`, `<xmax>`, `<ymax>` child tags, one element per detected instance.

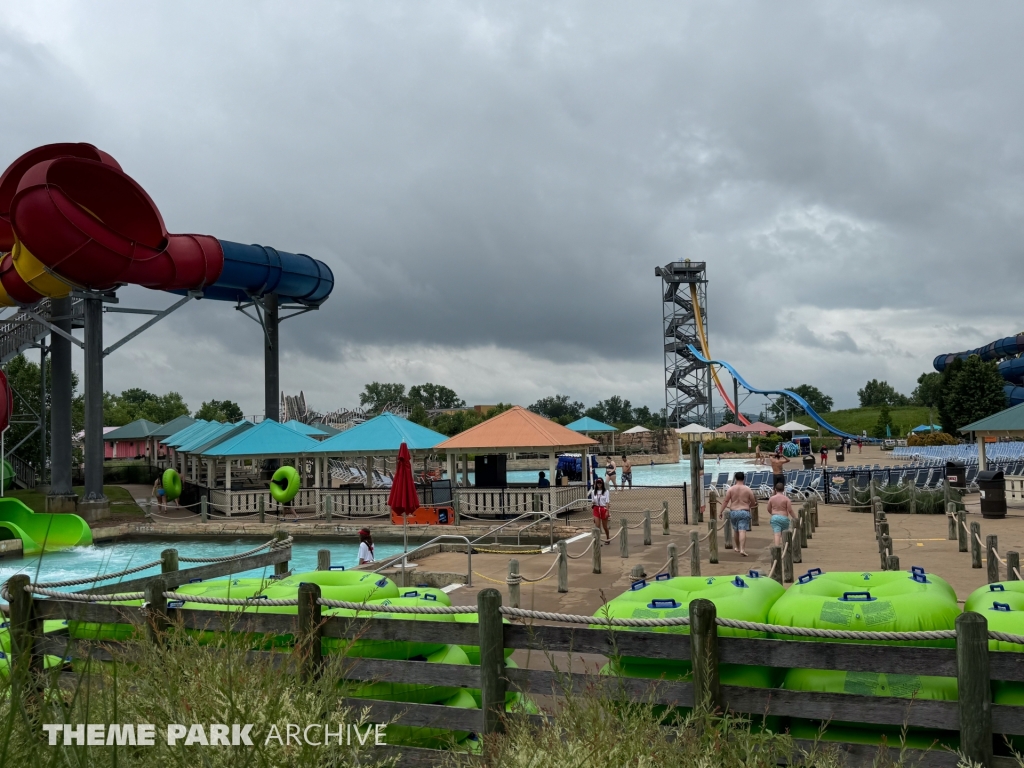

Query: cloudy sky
<box><xmin>1</xmin><ymin>2</ymin><xmax>1021</xmax><ymax>418</ymax></box>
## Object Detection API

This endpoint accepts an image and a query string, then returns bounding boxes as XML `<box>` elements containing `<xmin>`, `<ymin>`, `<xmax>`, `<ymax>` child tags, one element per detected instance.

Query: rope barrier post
<box><xmin>274</xmin><ymin>531</ymin><xmax>290</xmax><ymax>577</ymax></box>
<box><xmin>708</xmin><ymin>519</ymin><xmax>719</xmax><ymax>563</ymax></box>
<box><xmin>956</xmin><ymin>611</ymin><xmax>993</xmax><ymax>767</ymax></box>
<box><xmin>957</xmin><ymin>510</ymin><xmax>968</xmax><ymax>553</ymax></box>
<box><xmin>668</xmin><ymin>542</ymin><xmax>678</xmax><ymax>577</ymax></box>
<box><xmin>909</xmin><ymin>482</ymin><xmax>917</xmax><ymax>515</ymax></box>
<box><xmin>259</xmin><ymin>495</ymin><xmax>265</xmax><ymax>525</ymax></box>
<box><xmin>708</xmin><ymin>488</ymin><xmax>717</xmax><ymax>521</ymax></box>
<box><xmin>201</xmin><ymin>495</ymin><xmax>208</xmax><ymax>523</ymax></box>
<box><xmin>1008</xmin><ymin>551</ymin><xmax>1020</xmax><ymax>582</ymax></box>
<box><xmin>770</xmin><ymin>546</ymin><xmax>783</xmax><ymax>585</ymax></box>
<box><xmin>161</xmin><ymin>548</ymin><xmax>179</xmax><ymax>574</ymax></box>
<box><xmin>811</xmin><ymin>499</ymin><xmax>818</xmax><ymax>529</ymax></box>
<box><xmin>557</xmin><ymin>541</ymin><xmax>568</xmax><ymax>594</ymax></box>
<box><xmin>317</xmin><ymin>549</ymin><xmax>330</xmax><ymax>571</ymax></box>
<box><xmin>643</xmin><ymin>510</ymin><xmax>652</xmax><ymax>546</ymax></box>
<box><xmin>630</xmin><ymin>564</ymin><xmax>645</xmax><ymax>581</ymax></box>
<box><xmin>798</xmin><ymin>508</ymin><xmax>808</xmax><ymax>548</ymax></box>
<box><xmin>987</xmin><ymin>535</ymin><xmax>1000</xmax><ymax>584</ymax></box>
<box><xmin>751</xmin><ymin>497</ymin><xmax>759</xmax><ymax>527</ymax></box>
<box><xmin>325</xmin><ymin>494</ymin><xmax>332</xmax><ymax>523</ymax></box>
<box><xmin>507</xmin><ymin>559</ymin><xmax>520</xmax><ymax>607</ymax></box>
<box><xmin>886</xmin><ymin>554</ymin><xmax>900</xmax><ymax>572</ymax></box>
<box><xmin>947</xmin><ymin>502</ymin><xmax>957</xmax><ymax>540</ymax></box>
<box><xmin>804</xmin><ymin>503</ymin><xmax>813</xmax><ymax>540</ymax></box>
<box><xmin>591</xmin><ymin>528</ymin><xmax>602</xmax><ymax>574</ymax></box>
<box><xmin>880</xmin><ymin>535</ymin><xmax>892</xmax><ymax>571</ymax></box>
<box><xmin>144</xmin><ymin>576</ymin><xmax>168</xmax><ymax>645</ymax></box>
<box><xmin>870</xmin><ymin>478</ymin><xmax>877</xmax><ymax>508</ymax></box>
<box><xmin>782</xmin><ymin>532</ymin><xmax>795</xmax><ymax>583</ymax></box>
<box><xmin>619</xmin><ymin>518</ymin><xmax>629</xmax><ymax>559</ymax></box>
<box><xmin>971</xmin><ymin>522</ymin><xmax>982</xmax><ymax>569</ymax></box>
<box><xmin>690</xmin><ymin>531</ymin><xmax>701</xmax><ymax>576</ymax></box>
<box><xmin>297</xmin><ymin>582</ymin><xmax>322</xmax><ymax>682</ymax></box>
<box><xmin>723</xmin><ymin>515</ymin><xmax>733</xmax><ymax>550</ymax></box>
<box><xmin>7</xmin><ymin>574</ymin><xmax>41</xmax><ymax>681</ymax></box>
<box><xmin>477</xmin><ymin>588</ymin><xmax>507</xmax><ymax>738</ymax></box>
<box><xmin>944</xmin><ymin>476</ymin><xmax>951</xmax><ymax>513</ymax></box>
<box><xmin>791</xmin><ymin>523</ymin><xmax>802</xmax><ymax>565</ymax></box>
<box><xmin>689</xmin><ymin>598</ymin><xmax>721</xmax><ymax>715</ymax></box>
<box><xmin>662</xmin><ymin>500</ymin><xmax>670</xmax><ymax>535</ymax></box>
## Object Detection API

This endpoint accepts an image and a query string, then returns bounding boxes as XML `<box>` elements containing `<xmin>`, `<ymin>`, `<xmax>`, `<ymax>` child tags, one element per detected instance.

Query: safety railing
<box><xmin>371</xmin><ymin>535</ymin><xmax>473</xmax><ymax>586</ymax></box>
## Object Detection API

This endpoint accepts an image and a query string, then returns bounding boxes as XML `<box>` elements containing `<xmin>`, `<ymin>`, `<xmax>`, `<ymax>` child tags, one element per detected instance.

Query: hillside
<box><xmin>777</xmin><ymin>406</ymin><xmax>933</xmax><ymax>437</ymax></box>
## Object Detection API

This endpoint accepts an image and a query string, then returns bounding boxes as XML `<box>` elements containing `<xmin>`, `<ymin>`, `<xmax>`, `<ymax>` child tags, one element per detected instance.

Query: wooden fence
<box><xmin>6</xmin><ymin>574</ymin><xmax>1024</xmax><ymax>767</ymax></box>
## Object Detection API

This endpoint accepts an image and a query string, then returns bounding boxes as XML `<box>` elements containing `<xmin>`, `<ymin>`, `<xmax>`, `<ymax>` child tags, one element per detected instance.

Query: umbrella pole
<box><xmin>403</xmin><ymin>513</ymin><xmax>408</xmax><ymax>580</ymax></box>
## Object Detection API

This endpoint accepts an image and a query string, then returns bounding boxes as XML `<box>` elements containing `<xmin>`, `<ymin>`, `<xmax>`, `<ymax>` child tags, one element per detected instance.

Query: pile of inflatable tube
<box><xmin>595</xmin><ymin>567</ymin><xmax>1023</xmax><ymax>749</ymax></box>
<box><xmin>62</xmin><ymin>570</ymin><xmax>535</xmax><ymax>752</ymax></box>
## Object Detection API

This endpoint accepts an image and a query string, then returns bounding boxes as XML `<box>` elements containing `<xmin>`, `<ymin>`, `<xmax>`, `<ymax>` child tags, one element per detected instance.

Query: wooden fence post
<box><xmin>909</xmin><ymin>482</ymin><xmax>917</xmax><ymax>515</ymax></box>
<box><xmin>619</xmin><ymin>518</ymin><xmax>629</xmax><ymax>559</ymax></box>
<box><xmin>259</xmin><ymin>495</ymin><xmax>265</xmax><ymax>524</ymax></box>
<box><xmin>957</xmin><ymin>511</ymin><xmax>968</xmax><ymax>553</ymax></box>
<box><xmin>886</xmin><ymin>555</ymin><xmax>900</xmax><ymax>571</ymax></box>
<box><xmin>880</xmin><ymin>535</ymin><xmax>893</xmax><ymax>571</ymax></box>
<box><xmin>297</xmin><ymin>582</ymin><xmax>322</xmax><ymax>682</ymax></box>
<box><xmin>798</xmin><ymin>509</ymin><xmax>808</xmax><ymax>548</ymax></box>
<box><xmin>723</xmin><ymin>515</ymin><xmax>733</xmax><ymax>550</ymax></box>
<box><xmin>325</xmin><ymin>494</ymin><xmax>332</xmax><ymax>523</ymax></box>
<box><xmin>987</xmin><ymin>535</ymin><xmax>1000</xmax><ymax>584</ymax></box>
<box><xmin>161</xmin><ymin>548</ymin><xmax>179</xmax><ymax>573</ymax></box>
<box><xmin>661</xmin><ymin>500</ymin><xmax>670</xmax><ymax>535</ymax></box>
<box><xmin>970</xmin><ymin>522</ymin><xmax>982</xmax><ymax>569</ymax></box>
<box><xmin>689</xmin><ymin>598</ymin><xmax>722</xmax><ymax>714</ymax></box>
<box><xmin>944</xmin><ymin>476</ymin><xmax>951</xmax><ymax>513</ymax></box>
<box><xmin>274</xmin><ymin>531</ymin><xmax>290</xmax><ymax>577</ymax></box>
<box><xmin>770</xmin><ymin>546</ymin><xmax>783</xmax><ymax>585</ymax></box>
<box><xmin>507</xmin><ymin>559</ymin><xmax>520</xmax><ymax>607</ymax></box>
<box><xmin>668</xmin><ymin>543</ymin><xmax>678</xmax><ymax>577</ymax></box>
<box><xmin>708</xmin><ymin>488</ymin><xmax>718</xmax><ymax>521</ymax></box>
<box><xmin>708</xmin><ymin>519</ymin><xmax>719</xmax><ymax>564</ymax></box>
<box><xmin>1008</xmin><ymin>551</ymin><xmax>1020</xmax><ymax>581</ymax></box>
<box><xmin>591</xmin><ymin>528</ymin><xmax>602</xmax><ymax>574</ymax></box>
<box><xmin>477</xmin><ymin>589</ymin><xmax>507</xmax><ymax>737</ymax></box>
<box><xmin>956</xmin><ymin>612</ymin><xmax>992</xmax><ymax>766</ymax></box>
<box><xmin>7</xmin><ymin>574</ymin><xmax>41</xmax><ymax>679</ymax></box>
<box><xmin>804</xmin><ymin>503</ymin><xmax>813</xmax><ymax>540</ymax></box>
<box><xmin>782</xmin><ymin>531</ymin><xmax>794</xmax><ymax>583</ymax></box>
<box><xmin>751</xmin><ymin>497</ymin><xmax>759</xmax><ymax>527</ymax></box>
<box><xmin>201</xmin><ymin>495</ymin><xmax>208</xmax><ymax>523</ymax></box>
<box><xmin>557</xmin><ymin>541</ymin><xmax>568</xmax><ymax>593</ymax></box>
<box><xmin>144</xmin><ymin>576</ymin><xmax>168</xmax><ymax>645</ymax></box>
<box><xmin>643</xmin><ymin>510</ymin><xmax>652</xmax><ymax>546</ymax></box>
<box><xmin>947</xmin><ymin>502</ymin><xmax>957</xmax><ymax>540</ymax></box>
<box><xmin>791</xmin><ymin>523</ymin><xmax>803</xmax><ymax>565</ymax></box>
<box><xmin>690</xmin><ymin>531</ymin><xmax>701</xmax><ymax>576</ymax></box>
<box><xmin>317</xmin><ymin>549</ymin><xmax>331</xmax><ymax>571</ymax></box>
<box><xmin>810</xmin><ymin>499</ymin><xmax>818</xmax><ymax>529</ymax></box>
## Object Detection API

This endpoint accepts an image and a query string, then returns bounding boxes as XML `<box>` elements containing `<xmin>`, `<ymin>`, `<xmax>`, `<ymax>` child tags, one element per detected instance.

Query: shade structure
<box><xmin>160</xmin><ymin>419</ymin><xmax>211</xmax><ymax>447</ymax></box>
<box><xmin>150</xmin><ymin>414</ymin><xmax>196</xmax><ymax>440</ymax></box>
<box><xmin>676</xmin><ymin>423</ymin><xmax>715</xmax><ymax>434</ymax></box>
<box><xmin>175</xmin><ymin>421</ymin><xmax>237</xmax><ymax>453</ymax></box>
<box><xmin>191</xmin><ymin>421</ymin><xmax>254</xmax><ymax>454</ymax></box>
<box><xmin>388</xmin><ymin>443</ymin><xmax>419</xmax><ymax>516</ymax></box>
<box><xmin>283</xmin><ymin>419</ymin><xmax>328</xmax><ymax>437</ymax></box>
<box><xmin>714</xmin><ymin>423</ymin><xmax>744</xmax><ymax>433</ymax></box>
<box><xmin>102</xmin><ymin>419</ymin><xmax>162</xmax><ymax>441</ymax></box>
<box><xmin>565</xmin><ymin>416</ymin><xmax>618</xmax><ymax>433</ymax></box>
<box><xmin>622</xmin><ymin>425</ymin><xmax>650</xmax><ymax>434</ymax></box>
<box><xmin>198</xmin><ymin>419</ymin><xmax>321</xmax><ymax>458</ymax></box>
<box><xmin>737</xmin><ymin>421</ymin><xmax>779</xmax><ymax>434</ymax></box>
<box><xmin>911</xmin><ymin>424</ymin><xmax>943</xmax><ymax>433</ymax></box>
<box><xmin>776</xmin><ymin>420</ymin><xmax>814</xmax><ymax>432</ymax></box>
<box><xmin>309</xmin><ymin>412</ymin><xmax>447</xmax><ymax>456</ymax></box>
<box><xmin>960</xmin><ymin>402</ymin><xmax>1024</xmax><ymax>436</ymax></box>
<box><xmin>435</xmin><ymin>406</ymin><xmax>598</xmax><ymax>453</ymax></box>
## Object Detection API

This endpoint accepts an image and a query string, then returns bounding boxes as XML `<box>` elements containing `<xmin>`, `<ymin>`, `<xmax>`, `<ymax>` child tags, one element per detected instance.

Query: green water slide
<box><xmin>0</xmin><ymin>498</ymin><xmax>92</xmax><ymax>554</ymax></box>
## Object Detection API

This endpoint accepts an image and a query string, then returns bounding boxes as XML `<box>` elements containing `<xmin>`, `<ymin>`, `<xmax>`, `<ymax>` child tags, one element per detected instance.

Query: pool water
<box><xmin>450</xmin><ymin>457</ymin><xmax>756</xmax><ymax>486</ymax></box>
<box><xmin>0</xmin><ymin>539</ymin><xmax>407</xmax><ymax>603</ymax></box>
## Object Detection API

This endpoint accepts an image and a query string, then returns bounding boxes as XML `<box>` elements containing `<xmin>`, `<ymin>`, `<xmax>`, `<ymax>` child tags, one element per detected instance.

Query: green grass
<box><xmin>778</xmin><ymin>406</ymin><xmax>933</xmax><ymax>438</ymax></box>
<box><xmin>2</xmin><ymin>485</ymin><xmax>143</xmax><ymax>516</ymax></box>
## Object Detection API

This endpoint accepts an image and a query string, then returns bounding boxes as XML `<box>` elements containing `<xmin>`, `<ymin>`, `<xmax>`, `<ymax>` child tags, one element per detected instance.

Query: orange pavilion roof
<box><xmin>435</xmin><ymin>406</ymin><xmax>599</xmax><ymax>452</ymax></box>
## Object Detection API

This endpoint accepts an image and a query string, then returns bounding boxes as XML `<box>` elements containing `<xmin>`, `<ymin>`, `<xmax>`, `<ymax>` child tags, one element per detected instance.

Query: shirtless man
<box><xmin>620</xmin><ymin>455</ymin><xmax>633</xmax><ymax>489</ymax></box>
<box><xmin>769</xmin><ymin>451</ymin><xmax>790</xmax><ymax>493</ymax></box>
<box><xmin>720</xmin><ymin>471</ymin><xmax>756</xmax><ymax>556</ymax></box>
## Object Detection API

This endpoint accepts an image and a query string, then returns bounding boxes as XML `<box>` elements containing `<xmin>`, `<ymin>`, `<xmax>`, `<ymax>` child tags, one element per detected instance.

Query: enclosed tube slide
<box><xmin>686</xmin><ymin>344</ymin><xmax>875</xmax><ymax>441</ymax></box>
<box><xmin>687</xmin><ymin>282</ymin><xmax>752</xmax><ymax>426</ymax></box>
<box><xmin>934</xmin><ymin>334</ymin><xmax>1024</xmax><ymax>407</ymax></box>
<box><xmin>0</xmin><ymin>143</ymin><xmax>333</xmax><ymax>307</ymax></box>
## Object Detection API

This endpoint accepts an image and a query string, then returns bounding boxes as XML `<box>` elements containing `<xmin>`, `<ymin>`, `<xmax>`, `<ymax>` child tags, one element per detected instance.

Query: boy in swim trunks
<box><xmin>720</xmin><ymin>471</ymin><xmax>756</xmax><ymax>556</ymax></box>
<box><xmin>620</xmin><ymin>455</ymin><xmax>632</xmax><ymax>488</ymax></box>
<box><xmin>765</xmin><ymin>482</ymin><xmax>799</xmax><ymax>547</ymax></box>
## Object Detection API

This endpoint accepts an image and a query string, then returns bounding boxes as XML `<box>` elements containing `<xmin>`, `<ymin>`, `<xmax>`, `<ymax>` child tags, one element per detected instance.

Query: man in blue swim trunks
<box><xmin>720</xmin><ymin>471</ymin><xmax>756</xmax><ymax>556</ymax></box>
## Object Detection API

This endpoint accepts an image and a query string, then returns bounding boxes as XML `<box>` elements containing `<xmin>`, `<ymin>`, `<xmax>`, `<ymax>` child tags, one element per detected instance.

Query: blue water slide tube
<box><xmin>685</xmin><ymin>344</ymin><xmax>875</xmax><ymax>442</ymax></box>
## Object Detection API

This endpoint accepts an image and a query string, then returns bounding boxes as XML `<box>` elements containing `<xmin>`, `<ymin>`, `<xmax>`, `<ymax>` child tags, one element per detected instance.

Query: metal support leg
<box><xmin>82</xmin><ymin>296</ymin><xmax>107</xmax><ymax>509</ymax></box>
<box><xmin>264</xmin><ymin>293</ymin><xmax>279</xmax><ymax>423</ymax></box>
<box><xmin>47</xmin><ymin>297</ymin><xmax>75</xmax><ymax>506</ymax></box>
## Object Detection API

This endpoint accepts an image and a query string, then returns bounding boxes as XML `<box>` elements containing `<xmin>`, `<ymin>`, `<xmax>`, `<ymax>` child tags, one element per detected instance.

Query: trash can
<box><xmin>835</xmin><ymin>446</ymin><xmax>845</xmax><ymax>462</ymax></box>
<box><xmin>945</xmin><ymin>461</ymin><xmax>966</xmax><ymax>489</ymax></box>
<box><xmin>802</xmin><ymin>455</ymin><xmax>816</xmax><ymax>469</ymax></box>
<box><xmin>978</xmin><ymin>469</ymin><xmax>1007</xmax><ymax>519</ymax></box>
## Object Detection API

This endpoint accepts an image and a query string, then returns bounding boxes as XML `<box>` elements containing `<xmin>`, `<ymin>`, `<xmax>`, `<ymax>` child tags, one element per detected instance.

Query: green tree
<box><xmin>359</xmin><ymin>382</ymin><xmax>407</xmax><ymax>414</ymax></box>
<box><xmin>194</xmin><ymin>399</ymin><xmax>244</xmax><ymax>423</ymax></box>
<box><xmin>938</xmin><ymin>356</ymin><xmax>1006</xmax><ymax>433</ymax></box>
<box><xmin>431</xmin><ymin>410</ymin><xmax>483</xmax><ymax>436</ymax></box>
<box><xmin>528</xmin><ymin>395</ymin><xmax>584</xmax><ymax>422</ymax></box>
<box><xmin>105</xmin><ymin>389</ymin><xmax>190</xmax><ymax>425</ymax></box>
<box><xmin>768</xmin><ymin>385</ymin><xmax>834</xmax><ymax>419</ymax></box>
<box><xmin>911</xmin><ymin>372</ymin><xmax>944</xmax><ymax>408</ymax></box>
<box><xmin>857</xmin><ymin>379</ymin><xmax>909</xmax><ymax>407</ymax></box>
<box><xmin>871</xmin><ymin>404</ymin><xmax>893</xmax><ymax>439</ymax></box>
<box><xmin>408</xmin><ymin>383</ymin><xmax>464</xmax><ymax>410</ymax></box>
<box><xmin>483</xmin><ymin>403</ymin><xmax>513</xmax><ymax>419</ymax></box>
<box><xmin>407</xmin><ymin>402</ymin><xmax>430</xmax><ymax>426</ymax></box>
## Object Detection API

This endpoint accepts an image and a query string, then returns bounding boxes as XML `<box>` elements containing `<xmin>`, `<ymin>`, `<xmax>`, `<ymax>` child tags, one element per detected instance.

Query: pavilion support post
<box><xmin>225</xmin><ymin>460</ymin><xmax>232</xmax><ymax>491</ymax></box>
<box><xmin>977</xmin><ymin>434</ymin><xmax>987</xmax><ymax>472</ymax></box>
<box><xmin>461</xmin><ymin>454</ymin><xmax>469</xmax><ymax>487</ymax></box>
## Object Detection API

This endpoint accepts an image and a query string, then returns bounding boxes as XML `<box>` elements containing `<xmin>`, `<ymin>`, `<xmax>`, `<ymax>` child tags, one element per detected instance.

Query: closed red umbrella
<box><xmin>388</xmin><ymin>442</ymin><xmax>420</xmax><ymax>565</ymax></box>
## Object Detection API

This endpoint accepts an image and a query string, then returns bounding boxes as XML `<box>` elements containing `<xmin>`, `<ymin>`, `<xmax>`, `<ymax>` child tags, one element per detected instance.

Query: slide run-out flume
<box><xmin>686</xmin><ymin>344</ymin><xmax>874</xmax><ymax>442</ymax></box>
<box><xmin>0</xmin><ymin>143</ymin><xmax>333</xmax><ymax>307</ymax></box>
<box><xmin>687</xmin><ymin>282</ymin><xmax>751</xmax><ymax>426</ymax></box>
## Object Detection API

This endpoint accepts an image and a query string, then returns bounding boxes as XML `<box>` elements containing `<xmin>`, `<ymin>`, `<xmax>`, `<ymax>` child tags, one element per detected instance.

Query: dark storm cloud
<box><xmin>1</xmin><ymin>1</ymin><xmax>1022</xmax><ymax>409</ymax></box>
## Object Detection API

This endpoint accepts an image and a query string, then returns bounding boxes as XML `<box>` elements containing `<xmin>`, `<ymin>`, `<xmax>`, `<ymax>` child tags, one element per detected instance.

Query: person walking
<box><xmin>590</xmin><ymin>478</ymin><xmax>611</xmax><ymax>543</ymax></box>
<box><xmin>765</xmin><ymin>482</ymin><xmax>799</xmax><ymax>547</ymax></box>
<box><xmin>152</xmin><ymin>477</ymin><xmax>167</xmax><ymax>513</ymax></box>
<box><xmin>857</xmin><ymin>438</ymin><xmax>863</xmax><ymax>454</ymax></box>
<box><xmin>357</xmin><ymin>528</ymin><xmax>375</xmax><ymax>565</ymax></box>
<box><xmin>720</xmin><ymin>471</ymin><xmax>755</xmax><ymax>556</ymax></box>
<box><xmin>769</xmin><ymin>451</ymin><xmax>791</xmax><ymax>493</ymax></box>
<box><xmin>754</xmin><ymin>444</ymin><xmax>763</xmax><ymax>465</ymax></box>
<box><xmin>620</xmin><ymin>455</ymin><xmax>633</xmax><ymax>489</ymax></box>
<box><xmin>819</xmin><ymin>444</ymin><xmax>828</xmax><ymax>467</ymax></box>
<box><xmin>605</xmin><ymin>457</ymin><xmax>618</xmax><ymax>490</ymax></box>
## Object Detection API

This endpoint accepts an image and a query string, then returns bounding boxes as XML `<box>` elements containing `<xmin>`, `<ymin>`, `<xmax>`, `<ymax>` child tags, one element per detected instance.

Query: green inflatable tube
<box><xmin>162</xmin><ymin>468</ymin><xmax>182</xmax><ymax>501</ymax></box>
<box><xmin>323</xmin><ymin>596</ymin><xmax>454</xmax><ymax>659</ymax></box>
<box><xmin>383</xmin><ymin>688</ymin><xmax>479</xmax><ymax>749</ymax></box>
<box><xmin>452</xmin><ymin>612</ymin><xmax>513</xmax><ymax>664</ymax></box>
<box><xmin>349</xmin><ymin>643</ymin><xmax>471</xmax><ymax>704</ymax></box>
<box><xmin>787</xmin><ymin>719</ymin><xmax>957</xmax><ymax>750</ymax></box>
<box><xmin>0</xmin><ymin>497</ymin><xmax>92</xmax><ymax>554</ymax></box>
<box><xmin>270</xmin><ymin>465</ymin><xmax>301</xmax><ymax>504</ymax></box>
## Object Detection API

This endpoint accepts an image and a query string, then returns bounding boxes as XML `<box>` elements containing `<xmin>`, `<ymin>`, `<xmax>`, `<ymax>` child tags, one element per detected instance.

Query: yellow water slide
<box><xmin>688</xmin><ymin>282</ymin><xmax>751</xmax><ymax>426</ymax></box>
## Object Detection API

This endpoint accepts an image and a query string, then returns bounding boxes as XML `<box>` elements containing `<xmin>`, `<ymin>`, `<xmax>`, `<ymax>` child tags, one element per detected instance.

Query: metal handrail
<box><xmin>468</xmin><ymin>494</ymin><xmax>586</xmax><ymax>547</ymax></box>
<box><xmin>516</xmin><ymin>498</ymin><xmax>590</xmax><ymax>545</ymax></box>
<box><xmin>372</xmin><ymin>534</ymin><xmax>473</xmax><ymax>587</ymax></box>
